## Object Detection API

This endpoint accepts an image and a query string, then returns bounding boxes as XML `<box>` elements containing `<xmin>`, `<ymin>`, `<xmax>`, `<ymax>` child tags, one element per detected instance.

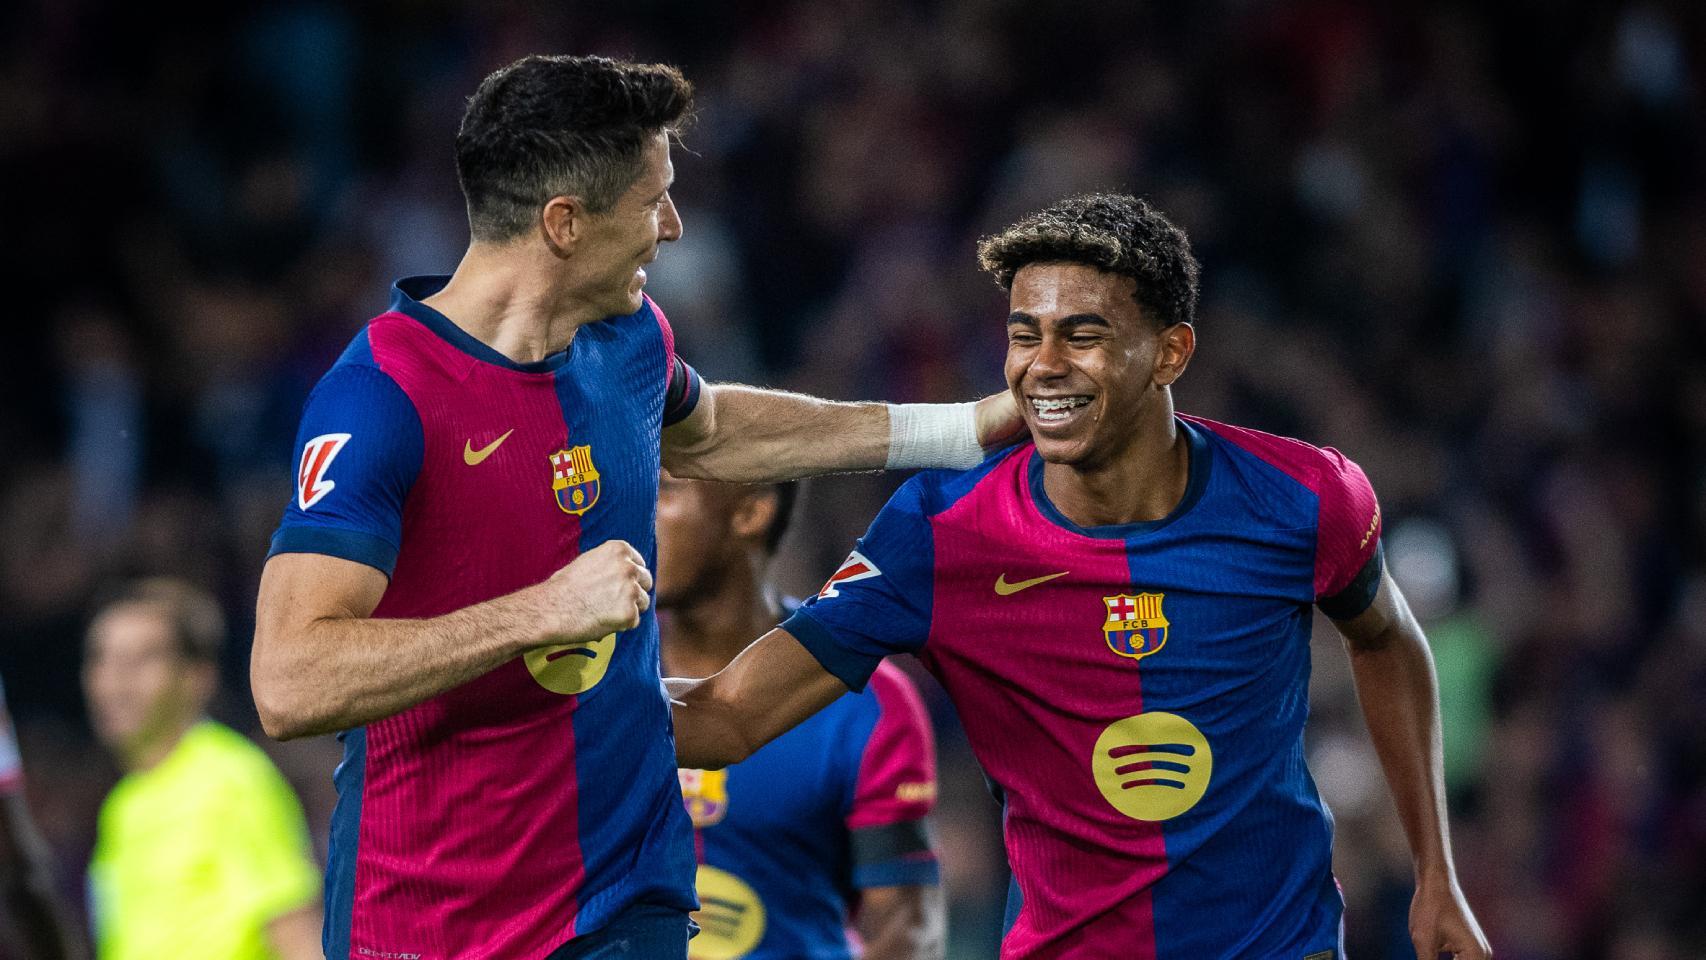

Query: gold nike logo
<box><xmin>994</xmin><ymin>570</ymin><xmax>1070</xmax><ymax>595</ymax></box>
<box><xmin>463</xmin><ymin>429</ymin><xmax>515</xmax><ymax>466</ymax></box>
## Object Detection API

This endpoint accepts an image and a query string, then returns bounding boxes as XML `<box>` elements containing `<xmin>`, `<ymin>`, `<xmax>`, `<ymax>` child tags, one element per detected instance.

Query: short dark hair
<box><xmin>761</xmin><ymin>483</ymin><xmax>799</xmax><ymax>555</ymax></box>
<box><xmin>455</xmin><ymin>54</ymin><xmax>695</xmax><ymax>242</ymax></box>
<box><xmin>95</xmin><ymin>578</ymin><xmax>225</xmax><ymax>663</ymax></box>
<box><xmin>976</xmin><ymin>193</ymin><xmax>1200</xmax><ymax>328</ymax></box>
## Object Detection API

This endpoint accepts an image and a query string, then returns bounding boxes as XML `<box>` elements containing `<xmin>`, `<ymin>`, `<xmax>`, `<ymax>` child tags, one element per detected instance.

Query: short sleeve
<box><xmin>1314</xmin><ymin>447</ymin><xmax>1383</xmax><ymax>619</ymax></box>
<box><xmin>782</xmin><ymin>479</ymin><xmax>936</xmax><ymax>692</ymax></box>
<box><xmin>846</xmin><ymin>666</ymin><xmax>940</xmax><ymax>889</ymax></box>
<box><xmin>0</xmin><ymin>678</ymin><xmax>21</xmax><ymax>795</ymax></box>
<box><xmin>647</xmin><ymin>296</ymin><xmax>702</xmax><ymax>427</ymax></box>
<box><xmin>267</xmin><ymin>363</ymin><xmax>424</xmax><ymax>577</ymax></box>
<box><xmin>215</xmin><ymin>758</ymin><xmax>321</xmax><ymax>925</ymax></box>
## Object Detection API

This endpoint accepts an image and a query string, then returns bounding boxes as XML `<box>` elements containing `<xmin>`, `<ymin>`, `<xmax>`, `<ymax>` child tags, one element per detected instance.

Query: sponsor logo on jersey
<box><xmin>896</xmin><ymin>781</ymin><xmax>937</xmax><ymax>804</ymax></box>
<box><xmin>817</xmin><ymin>550</ymin><xmax>880</xmax><ymax>598</ymax></box>
<box><xmin>994</xmin><ymin>570</ymin><xmax>1069</xmax><ymax>595</ymax></box>
<box><xmin>297</xmin><ymin>433</ymin><xmax>351</xmax><ymax>511</ymax></box>
<box><xmin>691</xmin><ymin>864</ymin><xmax>766</xmax><ymax>959</ymax></box>
<box><xmin>550</xmin><ymin>445</ymin><xmax>601</xmax><ymax>516</ymax></box>
<box><xmin>463</xmin><ymin>428</ymin><xmax>514</xmax><ymax>466</ymax></box>
<box><xmin>1103</xmin><ymin>592</ymin><xmax>1169</xmax><ymax>659</ymax></box>
<box><xmin>1092</xmin><ymin>711</ymin><xmax>1213</xmax><ymax>821</ymax></box>
<box><xmin>679</xmin><ymin>768</ymin><xmax>730</xmax><ymax>827</ymax></box>
<box><xmin>1359</xmin><ymin>502</ymin><xmax>1382</xmax><ymax>549</ymax></box>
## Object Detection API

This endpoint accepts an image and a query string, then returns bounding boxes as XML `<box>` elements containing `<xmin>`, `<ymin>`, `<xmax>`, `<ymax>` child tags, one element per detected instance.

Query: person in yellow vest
<box><xmin>83</xmin><ymin>579</ymin><xmax>320</xmax><ymax>960</ymax></box>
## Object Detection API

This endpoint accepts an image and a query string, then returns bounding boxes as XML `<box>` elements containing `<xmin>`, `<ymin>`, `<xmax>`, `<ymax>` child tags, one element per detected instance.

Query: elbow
<box><xmin>253</xmin><ymin>684</ymin><xmax>312</xmax><ymax>741</ymax></box>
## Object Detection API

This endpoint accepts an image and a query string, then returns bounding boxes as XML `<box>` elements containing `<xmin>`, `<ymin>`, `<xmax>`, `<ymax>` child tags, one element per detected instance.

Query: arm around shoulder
<box><xmin>670</xmin><ymin>628</ymin><xmax>850</xmax><ymax>769</ymax></box>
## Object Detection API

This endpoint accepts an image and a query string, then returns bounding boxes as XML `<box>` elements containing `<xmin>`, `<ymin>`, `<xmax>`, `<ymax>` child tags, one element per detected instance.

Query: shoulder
<box><xmin>896</xmin><ymin>443</ymin><xmax>1031</xmax><ymax>520</ymax></box>
<box><xmin>179</xmin><ymin>724</ymin><xmax>293</xmax><ymax>796</ymax></box>
<box><xmin>866</xmin><ymin>661</ymin><xmax>930</xmax><ymax>723</ymax></box>
<box><xmin>1185</xmin><ymin>415</ymin><xmax>1375</xmax><ymax>515</ymax></box>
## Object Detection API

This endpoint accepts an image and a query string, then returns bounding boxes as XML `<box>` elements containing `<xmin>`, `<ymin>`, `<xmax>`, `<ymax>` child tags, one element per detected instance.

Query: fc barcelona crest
<box><xmin>550</xmin><ymin>446</ymin><xmax>601</xmax><ymax>516</ymax></box>
<box><xmin>679</xmin><ymin>768</ymin><xmax>729</xmax><ymax>827</ymax></box>
<box><xmin>1103</xmin><ymin>593</ymin><xmax>1169</xmax><ymax>660</ymax></box>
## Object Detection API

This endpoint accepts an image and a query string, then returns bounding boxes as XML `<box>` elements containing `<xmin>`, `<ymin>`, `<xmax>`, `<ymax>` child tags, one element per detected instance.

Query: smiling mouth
<box><xmin>1029</xmin><ymin>396</ymin><xmax>1093</xmax><ymax>424</ymax></box>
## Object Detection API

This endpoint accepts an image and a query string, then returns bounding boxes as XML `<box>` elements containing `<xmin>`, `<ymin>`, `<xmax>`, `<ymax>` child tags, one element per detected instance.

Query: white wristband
<box><xmin>886</xmin><ymin>402</ymin><xmax>984</xmax><ymax>470</ymax></box>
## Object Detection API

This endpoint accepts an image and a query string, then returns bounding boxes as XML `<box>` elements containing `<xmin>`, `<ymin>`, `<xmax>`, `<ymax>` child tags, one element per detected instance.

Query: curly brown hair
<box><xmin>455</xmin><ymin>54</ymin><xmax>695</xmax><ymax>242</ymax></box>
<box><xmin>976</xmin><ymin>193</ymin><xmax>1200</xmax><ymax>328</ymax></box>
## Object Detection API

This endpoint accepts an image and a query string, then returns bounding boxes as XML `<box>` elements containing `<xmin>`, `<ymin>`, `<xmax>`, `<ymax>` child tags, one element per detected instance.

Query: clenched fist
<box><xmin>537</xmin><ymin>540</ymin><xmax>654</xmax><ymax>645</ymax></box>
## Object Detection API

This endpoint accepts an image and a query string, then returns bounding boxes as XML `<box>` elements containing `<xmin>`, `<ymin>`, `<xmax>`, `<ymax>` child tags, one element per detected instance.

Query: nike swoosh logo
<box><xmin>994</xmin><ymin>571</ymin><xmax>1070</xmax><ymax>595</ymax></box>
<box><xmin>463</xmin><ymin>429</ymin><xmax>515</xmax><ymax>466</ymax></box>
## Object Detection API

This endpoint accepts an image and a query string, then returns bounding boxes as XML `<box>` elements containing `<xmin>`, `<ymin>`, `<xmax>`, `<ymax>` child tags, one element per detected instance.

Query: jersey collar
<box><xmin>389</xmin><ymin>275</ymin><xmax>575</xmax><ymax>374</ymax></box>
<box><xmin>1026</xmin><ymin>416</ymin><xmax>1212</xmax><ymax>539</ymax></box>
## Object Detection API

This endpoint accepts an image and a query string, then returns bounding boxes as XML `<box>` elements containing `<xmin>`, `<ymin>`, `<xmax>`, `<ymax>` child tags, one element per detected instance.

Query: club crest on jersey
<box><xmin>550</xmin><ymin>445</ymin><xmax>601</xmax><ymax>516</ymax></box>
<box><xmin>1103</xmin><ymin>592</ymin><xmax>1169</xmax><ymax>660</ymax></box>
<box><xmin>818</xmin><ymin>550</ymin><xmax>880</xmax><ymax>598</ymax></box>
<box><xmin>296</xmin><ymin>433</ymin><xmax>350</xmax><ymax>511</ymax></box>
<box><xmin>679</xmin><ymin>768</ymin><xmax>730</xmax><ymax>827</ymax></box>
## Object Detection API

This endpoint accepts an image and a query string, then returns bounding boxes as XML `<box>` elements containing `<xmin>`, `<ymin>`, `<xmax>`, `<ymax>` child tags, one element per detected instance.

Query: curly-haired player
<box><xmin>672</xmin><ymin>194</ymin><xmax>1491</xmax><ymax>959</ymax></box>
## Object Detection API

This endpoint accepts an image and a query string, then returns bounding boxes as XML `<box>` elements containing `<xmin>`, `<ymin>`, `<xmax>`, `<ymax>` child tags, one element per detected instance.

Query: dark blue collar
<box><xmin>389</xmin><ymin>275</ymin><xmax>575</xmax><ymax>374</ymax></box>
<box><xmin>1027</xmin><ymin>416</ymin><xmax>1212</xmax><ymax>539</ymax></box>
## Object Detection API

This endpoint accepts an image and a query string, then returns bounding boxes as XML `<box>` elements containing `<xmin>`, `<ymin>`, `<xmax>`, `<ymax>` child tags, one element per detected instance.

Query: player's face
<box><xmin>655</xmin><ymin>471</ymin><xmax>735</xmax><ymax>608</ymax></box>
<box><xmin>82</xmin><ymin>606</ymin><xmax>210</xmax><ymax>756</ymax></box>
<box><xmin>579</xmin><ymin>132</ymin><xmax>682</xmax><ymax>316</ymax></box>
<box><xmin>1005</xmin><ymin>263</ymin><xmax>1170</xmax><ymax>469</ymax></box>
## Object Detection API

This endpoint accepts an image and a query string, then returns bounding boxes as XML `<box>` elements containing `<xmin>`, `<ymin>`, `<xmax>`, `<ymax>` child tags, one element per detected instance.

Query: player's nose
<box><xmin>658</xmin><ymin>193</ymin><xmax>683</xmax><ymax>243</ymax></box>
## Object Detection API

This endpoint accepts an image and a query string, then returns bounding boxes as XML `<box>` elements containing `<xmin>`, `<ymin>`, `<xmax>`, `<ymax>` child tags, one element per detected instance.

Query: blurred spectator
<box><xmin>82</xmin><ymin>580</ymin><xmax>320</xmax><ymax>959</ymax></box>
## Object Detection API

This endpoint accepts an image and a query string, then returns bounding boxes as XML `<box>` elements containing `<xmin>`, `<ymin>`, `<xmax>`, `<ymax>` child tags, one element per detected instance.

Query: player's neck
<box><xmin>121</xmin><ymin>714</ymin><xmax>202</xmax><ymax>773</ymax></box>
<box><xmin>660</xmin><ymin>556</ymin><xmax>780</xmax><ymax>677</ymax></box>
<box><xmin>1043</xmin><ymin>412</ymin><xmax>1191</xmax><ymax>528</ymax></box>
<box><xmin>423</xmin><ymin>244</ymin><xmax>606</xmax><ymax>363</ymax></box>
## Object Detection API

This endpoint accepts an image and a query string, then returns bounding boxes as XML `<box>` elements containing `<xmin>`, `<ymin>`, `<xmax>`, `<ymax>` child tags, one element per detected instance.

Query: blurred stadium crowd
<box><xmin>1</xmin><ymin>1</ymin><xmax>1702</xmax><ymax>957</ymax></box>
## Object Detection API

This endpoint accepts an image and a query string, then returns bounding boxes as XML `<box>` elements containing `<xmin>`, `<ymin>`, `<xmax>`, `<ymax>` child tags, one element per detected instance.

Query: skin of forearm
<box><xmin>1346</xmin><ymin>619</ymin><xmax>1454</xmax><ymax>878</ymax></box>
<box><xmin>256</xmin><ymin>586</ymin><xmax>553</xmax><ymax>740</ymax></box>
<box><xmin>857</xmin><ymin>885</ymin><xmax>946</xmax><ymax>960</ymax></box>
<box><xmin>669</xmin><ymin>679</ymin><xmax>759</xmax><ymax>770</ymax></box>
<box><xmin>663</xmin><ymin>385</ymin><xmax>889</xmax><ymax>483</ymax></box>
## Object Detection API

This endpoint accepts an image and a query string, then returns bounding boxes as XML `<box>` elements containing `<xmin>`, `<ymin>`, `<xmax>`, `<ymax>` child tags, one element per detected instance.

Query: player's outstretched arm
<box><xmin>661</xmin><ymin>383</ymin><xmax>1024</xmax><ymax>483</ymax></box>
<box><xmin>0</xmin><ymin>793</ymin><xmax>87</xmax><ymax>960</ymax></box>
<box><xmin>252</xmin><ymin>541</ymin><xmax>653</xmax><ymax>740</ymax></box>
<box><xmin>1333</xmin><ymin>570</ymin><xmax>1492</xmax><ymax>960</ymax></box>
<box><xmin>668</xmin><ymin>628</ymin><xmax>849</xmax><ymax>769</ymax></box>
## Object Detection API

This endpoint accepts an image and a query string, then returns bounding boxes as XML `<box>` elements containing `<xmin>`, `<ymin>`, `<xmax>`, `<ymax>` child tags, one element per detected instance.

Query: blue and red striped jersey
<box><xmin>784</xmin><ymin>416</ymin><xmax>1383</xmax><ymax>959</ymax></box>
<box><xmin>269</xmin><ymin>276</ymin><xmax>703</xmax><ymax>960</ymax></box>
<box><xmin>679</xmin><ymin>661</ymin><xmax>939</xmax><ymax>960</ymax></box>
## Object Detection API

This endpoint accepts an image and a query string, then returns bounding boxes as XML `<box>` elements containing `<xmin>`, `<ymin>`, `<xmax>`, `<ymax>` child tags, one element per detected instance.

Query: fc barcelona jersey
<box><xmin>784</xmin><ymin>416</ymin><xmax>1384</xmax><ymax>959</ymax></box>
<box><xmin>678</xmin><ymin>661</ymin><xmax>939</xmax><ymax>960</ymax></box>
<box><xmin>269</xmin><ymin>276</ymin><xmax>703</xmax><ymax>960</ymax></box>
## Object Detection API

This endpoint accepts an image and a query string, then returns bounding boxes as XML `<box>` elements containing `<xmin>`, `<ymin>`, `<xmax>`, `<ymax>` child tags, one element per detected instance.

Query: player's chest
<box><xmin>403</xmin><ymin>366</ymin><xmax>662</xmax><ymax>541</ymax></box>
<box><xmin>926</xmin><ymin>522</ymin><xmax>1315</xmax><ymax>684</ymax></box>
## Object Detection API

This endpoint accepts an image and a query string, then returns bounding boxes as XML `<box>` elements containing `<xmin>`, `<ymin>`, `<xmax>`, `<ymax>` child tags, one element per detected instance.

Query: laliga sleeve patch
<box><xmin>297</xmin><ymin>433</ymin><xmax>351</xmax><ymax>511</ymax></box>
<box><xmin>818</xmin><ymin>550</ymin><xmax>881</xmax><ymax>598</ymax></box>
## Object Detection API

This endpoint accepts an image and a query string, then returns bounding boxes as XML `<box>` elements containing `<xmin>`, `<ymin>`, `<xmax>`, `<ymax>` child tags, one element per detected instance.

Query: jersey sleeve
<box><xmin>846</xmin><ymin>666</ymin><xmax>940</xmax><ymax>889</ymax></box>
<box><xmin>646</xmin><ymin>295</ymin><xmax>702</xmax><ymax>427</ymax></box>
<box><xmin>267</xmin><ymin>363</ymin><xmax>424</xmax><ymax>577</ymax></box>
<box><xmin>781</xmin><ymin>478</ymin><xmax>936</xmax><ymax>693</ymax></box>
<box><xmin>1314</xmin><ymin>446</ymin><xmax>1384</xmax><ymax>620</ymax></box>
<box><xmin>0</xmin><ymin>678</ymin><xmax>21</xmax><ymax>795</ymax></box>
<box><xmin>214</xmin><ymin>756</ymin><xmax>321</xmax><ymax>925</ymax></box>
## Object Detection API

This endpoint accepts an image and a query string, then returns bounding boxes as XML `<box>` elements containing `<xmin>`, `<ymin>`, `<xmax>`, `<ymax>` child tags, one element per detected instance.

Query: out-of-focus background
<box><xmin>1</xmin><ymin>1</ymin><xmax>1702</xmax><ymax>957</ymax></box>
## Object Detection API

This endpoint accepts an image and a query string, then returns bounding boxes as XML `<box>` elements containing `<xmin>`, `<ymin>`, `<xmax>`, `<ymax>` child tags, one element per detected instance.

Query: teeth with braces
<box><xmin>1031</xmin><ymin>397</ymin><xmax>1090</xmax><ymax>421</ymax></box>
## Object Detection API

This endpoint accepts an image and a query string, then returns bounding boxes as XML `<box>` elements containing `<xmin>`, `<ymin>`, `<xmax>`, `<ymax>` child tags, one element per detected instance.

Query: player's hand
<box><xmin>540</xmin><ymin>540</ymin><xmax>654</xmax><ymax>644</ymax></box>
<box><xmin>974</xmin><ymin>390</ymin><xmax>1027</xmax><ymax>451</ymax></box>
<box><xmin>1409</xmin><ymin>874</ymin><xmax>1491</xmax><ymax>960</ymax></box>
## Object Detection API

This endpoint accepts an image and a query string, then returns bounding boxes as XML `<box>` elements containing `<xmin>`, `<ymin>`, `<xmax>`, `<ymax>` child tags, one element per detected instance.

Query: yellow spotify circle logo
<box><xmin>1092</xmin><ymin>712</ymin><xmax>1212</xmax><ymax>822</ymax></box>
<box><xmin>524</xmin><ymin>633</ymin><xmax>616</xmax><ymax>695</ymax></box>
<box><xmin>690</xmin><ymin>865</ymin><xmax>766</xmax><ymax>959</ymax></box>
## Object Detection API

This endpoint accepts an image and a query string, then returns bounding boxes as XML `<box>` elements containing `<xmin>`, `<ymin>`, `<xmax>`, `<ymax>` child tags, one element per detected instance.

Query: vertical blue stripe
<box><xmin>324</xmin><ymin>727</ymin><xmax>366</xmax><ymax>959</ymax></box>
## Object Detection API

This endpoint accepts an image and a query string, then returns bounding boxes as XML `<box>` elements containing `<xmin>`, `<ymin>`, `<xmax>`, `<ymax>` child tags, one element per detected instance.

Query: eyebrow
<box><xmin>1006</xmin><ymin>312</ymin><xmax>1112</xmax><ymax>329</ymax></box>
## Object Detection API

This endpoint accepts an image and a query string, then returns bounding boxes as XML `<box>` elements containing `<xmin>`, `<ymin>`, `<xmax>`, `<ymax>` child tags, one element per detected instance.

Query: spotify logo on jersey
<box><xmin>1091</xmin><ymin>712</ymin><xmax>1213</xmax><ymax>821</ymax></box>
<box><xmin>690</xmin><ymin>865</ymin><xmax>766</xmax><ymax>959</ymax></box>
<box><xmin>524</xmin><ymin>633</ymin><xmax>616</xmax><ymax>695</ymax></box>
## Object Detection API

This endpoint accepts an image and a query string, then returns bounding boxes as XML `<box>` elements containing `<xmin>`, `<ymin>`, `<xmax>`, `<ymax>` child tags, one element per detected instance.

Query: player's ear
<box><xmin>1152</xmin><ymin>322</ymin><xmax>1195</xmax><ymax>387</ymax></box>
<box><xmin>540</xmin><ymin>196</ymin><xmax>588</xmax><ymax>256</ymax></box>
<box><xmin>730</xmin><ymin>488</ymin><xmax>779</xmax><ymax>545</ymax></box>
